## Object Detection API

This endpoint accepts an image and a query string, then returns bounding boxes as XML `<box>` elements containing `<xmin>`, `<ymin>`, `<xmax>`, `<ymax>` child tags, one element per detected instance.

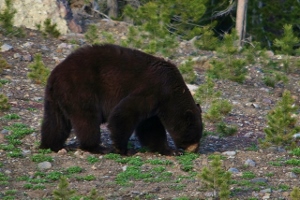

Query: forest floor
<box><xmin>0</xmin><ymin>23</ymin><xmax>300</xmax><ymax>200</ymax></box>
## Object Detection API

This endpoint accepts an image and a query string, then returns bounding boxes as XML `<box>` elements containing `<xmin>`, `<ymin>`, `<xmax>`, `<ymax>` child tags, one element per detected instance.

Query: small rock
<box><xmin>38</xmin><ymin>161</ymin><xmax>52</xmax><ymax>170</ymax></box>
<box><xmin>122</xmin><ymin>165</ymin><xmax>127</xmax><ymax>171</ymax></box>
<box><xmin>244</xmin><ymin>132</ymin><xmax>254</xmax><ymax>138</ymax></box>
<box><xmin>22</xmin><ymin>42</ymin><xmax>34</xmax><ymax>48</ymax></box>
<box><xmin>286</xmin><ymin>172</ymin><xmax>297</xmax><ymax>178</ymax></box>
<box><xmin>262</xmin><ymin>193</ymin><xmax>271</xmax><ymax>199</ymax></box>
<box><xmin>228</xmin><ymin>168</ymin><xmax>239</xmax><ymax>173</ymax></box>
<box><xmin>260</xmin><ymin>188</ymin><xmax>272</xmax><ymax>193</ymax></box>
<box><xmin>1</xmin><ymin>43</ymin><xmax>13</xmax><ymax>52</ymax></box>
<box><xmin>22</xmin><ymin>150</ymin><xmax>31</xmax><ymax>156</ymax></box>
<box><xmin>13</xmin><ymin>53</ymin><xmax>22</xmax><ymax>59</ymax></box>
<box><xmin>4</xmin><ymin>170</ymin><xmax>12</xmax><ymax>174</ymax></box>
<box><xmin>222</xmin><ymin>151</ymin><xmax>236</xmax><ymax>156</ymax></box>
<box><xmin>251</xmin><ymin>103</ymin><xmax>260</xmax><ymax>109</ymax></box>
<box><xmin>22</xmin><ymin>54</ymin><xmax>33</xmax><ymax>62</ymax></box>
<box><xmin>57</xmin><ymin>148</ymin><xmax>67</xmax><ymax>155</ymax></box>
<box><xmin>251</xmin><ymin>178</ymin><xmax>268</xmax><ymax>184</ymax></box>
<box><xmin>33</xmin><ymin>97</ymin><xmax>43</xmax><ymax>101</ymax></box>
<box><xmin>293</xmin><ymin>133</ymin><xmax>300</xmax><ymax>139</ymax></box>
<box><xmin>245</xmin><ymin>159</ymin><xmax>256</xmax><ymax>167</ymax></box>
<box><xmin>1</xmin><ymin>129</ymin><xmax>9</xmax><ymax>135</ymax></box>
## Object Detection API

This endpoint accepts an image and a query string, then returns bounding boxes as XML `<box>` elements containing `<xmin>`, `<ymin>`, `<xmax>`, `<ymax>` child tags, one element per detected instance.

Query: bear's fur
<box><xmin>40</xmin><ymin>44</ymin><xmax>203</xmax><ymax>155</ymax></box>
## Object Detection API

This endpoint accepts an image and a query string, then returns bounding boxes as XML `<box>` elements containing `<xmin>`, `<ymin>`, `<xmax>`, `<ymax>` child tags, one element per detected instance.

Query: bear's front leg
<box><xmin>108</xmin><ymin>96</ymin><xmax>148</xmax><ymax>155</ymax></box>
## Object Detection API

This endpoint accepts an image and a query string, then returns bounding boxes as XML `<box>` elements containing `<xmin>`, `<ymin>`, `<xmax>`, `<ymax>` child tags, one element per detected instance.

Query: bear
<box><xmin>40</xmin><ymin>44</ymin><xmax>203</xmax><ymax>155</ymax></box>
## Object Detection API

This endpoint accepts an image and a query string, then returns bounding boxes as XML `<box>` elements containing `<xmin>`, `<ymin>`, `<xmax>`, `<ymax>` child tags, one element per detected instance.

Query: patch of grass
<box><xmin>86</xmin><ymin>155</ymin><xmax>99</xmax><ymax>164</ymax></box>
<box><xmin>268</xmin><ymin>161</ymin><xmax>283</xmax><ymax>166</ymax></box>
<box><xmin>103</xmin><ymin>153</ymin><xmax>121</xmax><ymax>160</ymax></box>
<box><xmin>31</xmin><ymin>154</ymin><xmax>53</xmax><ymax>162</ymax></box>
<box><xmin>207</xmin><ymin>154</ymin><xmax>226</xmax><ymax>160</ymax></box>
<box><xmin>169</xmin><ymin>184</ymin><xmax>186</xmax><ymax>191</ymax></box>
<box><xmin>46</xmin><ymin>171</ymin><xmax>63</xmax><ymax>181</ymax></box>
<box><xmin>115</xmin><ymin>166</ymin><xmax>152</xmax><ymax>186</ymax></box>
<box><xmin>265</xmin><ymin>172</ymin><xmax>274</xmax><ymax>177</ymax></box>
<box><xmin>36</xmin><ymin>18</ymin><xmax>61</xmax><ymax>38</ymax></box>
<box><xmin>242</xmin><ymin>171</ymin><xmax>256</xmax><ymax>179</ymax></box>
<box><xmin>277</xmin><ymin>184</ymin><xmax>290</xmax><ymax>191</ymax></box>
<box><xmin>0</xmin><ymin>79</ymin><xmax>9</xmax><ymax>84</ymax></box>
<box><xmin>2</xmin><ymin>113</ymin><xmax>20</xmax><ymax>120</ymax></box>
<box><xmin>291</xmin><ymin>148</ymin><xmax>300</xmax><ymax>157</ymax></box>
<box><xmin>179</xmin><ymin>59</ymin><xmax>197</xmax><ymax>84</ymax></box>
<box><xmin>245</xmin><ymin>143</ymin><xmax>259</xmax><ymax>151</ymax></box>
<box><xmin>177</xmin><ymin>153</ymin><xmax>199</xmax><ymax>172</ymax></box>
<box><xmin>65</xmin><ymin>166</ymin><xmax>83</xmax><ymax>175</ymax></box>
<box><xmin>74</xmin><ymin>174</ymin><xmax>96</xmax><ymax>181</ymax></box>
<box><xmin>292</xmin><ymin>167</ymin><xmax>300</xmax><ymax>174</ymax></box>
<box><xmin>286</xmin><ymin>159</ymin><xmax>300</xmax><ymax>166</ymax></box>
<box><xmin>0</xmin><ymin>172</ymin><xmax>9</xmax><ymax>186</ymax></box>
<box><xmin>4</xmin><ymin>123</ymin><xmax>35</xmax><ymax>139</ymax></box>
<box><xmin>145</xmin><ymin>158</ymin><xmax>173</xmax><ymax>165</ymax></box>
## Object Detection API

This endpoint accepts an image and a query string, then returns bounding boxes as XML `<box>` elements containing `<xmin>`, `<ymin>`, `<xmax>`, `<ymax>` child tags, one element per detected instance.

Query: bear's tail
<box><xmin>40</xmin><ymin>97</ymin><xmax>72</xmax><ymax>152</ymax></box>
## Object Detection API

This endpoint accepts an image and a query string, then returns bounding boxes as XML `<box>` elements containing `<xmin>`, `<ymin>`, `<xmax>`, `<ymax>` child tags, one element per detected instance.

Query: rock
<box><xmin>14</xmin><ymin>53</ymin><xmax>22</xmax><ymax>59</ymax></box>
<box><xmin>1</xmin><ymin>129</ymin><xmax>9</xmax><ymax>135</ymax></box>
<box><xmin>222</xmin><ymin>151</ymin><xmax>236</xmax><ymax>156</ymax></box>
<box><xmin>22</xmin><ymin>54</ymin><xmax>33</xmax><ymax>62</ymax></box>
<box><xmin>22</xmin><ymin>150</ymin><xmax>31</xmax><ymax>156</ymax></box>
<box><xmin>245</xmin><ymin>159</ymin><xmax>256</xmax><ymax>167</ymax></box>
<box><xmin>1</xmin><ymin>43</ymin><xmax>13</xmax><ymax>52</ymax></box>
<box><xmin>293</xmin><ymin>133</ymin><xmax>300</xmax><ymax>139</ymax></box>
<box><xmin>251</xmin><ymin>178</ymin><xmax>268</xmax><ymax>184</ymax></box>
<box><xmin>260</xmin><ymin>188</ymin><xmax>272</xmax><ymax>193</ymax></box>
<box><xmin>228</xmin><ymin>168</ymin><xmax>239</xmax><ymax>173</ymax></box>
<box><xmin>286</xmin><ymin>172</ymin><xmax>297</xmax><ymax>178</ymax></box>
<box><xmin>244</xmin><ymin>132</ymin><xmax>254</xmax><ymax>138</ymax></box>
<box><xmin>57</xmin><ymin>148</ymin><xmax>67</xmax><ymax>155</ymax></box>
<box><xmin>0</xmin><ymin>0</ymin><xmax>82</xmax><ymax>34</ymax></box>
<box><xmin>37</xmin><ymin>161</ymin><xmax>52</xmax><ymax>170</ymax></box>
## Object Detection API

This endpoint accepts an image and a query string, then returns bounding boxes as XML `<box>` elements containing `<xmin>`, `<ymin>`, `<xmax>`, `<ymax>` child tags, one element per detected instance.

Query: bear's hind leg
<box><xmin>40</xmin><ymin>100</ymin><xmax>72</xmax><ymax>152</ymax></box>
<box><xmin>135</xmin><ymin>116</ymin><xmax>172</xmax><ymax>155</ymax></box>
<box><xmin>70</xmin><ymin>111</ymin><xmax>106</xmax><ymax>153</ymax></box>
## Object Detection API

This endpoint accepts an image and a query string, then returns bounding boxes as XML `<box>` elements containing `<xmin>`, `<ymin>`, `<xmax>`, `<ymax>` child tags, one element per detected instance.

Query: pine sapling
<box><xmin>52</xmin><ymin>176</ymin><xmax>75</xmax><ymax>200</ymax></box>
<box><xmin>199</xmin><ymin>155</ymin><xmax>231</xmax><ymax>199</ymax></box>
<box><xmin>260</xmin><ymin>90</ymin><xmax>300</xmax><ymax>149</ymax></box>
<box><xmin>0</xmin><ymin>93</ymin><xmax>10</xmax><ymax>111</ymax></box>
<box><xmin>291</xmin><ymin>187</ymin><xmax>300</xmax><ymax>200</ymax></box>
<box><xmin>274</xmin><ymin>24</ymin><xmax>299</xmax><ymax>55</ymax></box>
<box><xmin>27</xmin><ymin>53</ymin><xmax>50</xmax><ymax>85</ymax></box>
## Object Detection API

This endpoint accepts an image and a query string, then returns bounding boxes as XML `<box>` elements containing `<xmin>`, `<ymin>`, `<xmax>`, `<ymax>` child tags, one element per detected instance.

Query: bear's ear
<box><xmin>184</xmin><ymin>110</ymin><xmax>195</xmax><ymax>124</ymax></box>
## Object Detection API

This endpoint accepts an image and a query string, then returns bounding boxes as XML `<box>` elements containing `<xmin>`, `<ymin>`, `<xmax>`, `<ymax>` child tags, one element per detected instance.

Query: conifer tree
<box><xmin>260</xmin><ymin>90</ymin><xmax>300</xmax><ymax>149</ymax></box>
<box><xmin>199</xmin><ymin>155</ymin><xmax>231</xmax><ymax>199</ymax></box>
<box><xmin>274</xmin><ymin>24</ymin><xmax>300</xmax><ymax>55</ymax></box>
<box><xmin>53</xmin><ymin>176</ymin><xmax>75</xmax><ymax>200</ymax></box>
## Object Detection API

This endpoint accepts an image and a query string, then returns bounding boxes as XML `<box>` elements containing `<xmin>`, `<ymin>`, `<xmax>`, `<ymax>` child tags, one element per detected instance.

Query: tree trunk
<box><xmin>107</xmin><ymin>0</ymin><xmax>118</xmax><ymax>18</ymax></box>
<box><xmin>236</xmin><ymin>0</ymin><xmax>248</xmax><ymax>46</ymax></box>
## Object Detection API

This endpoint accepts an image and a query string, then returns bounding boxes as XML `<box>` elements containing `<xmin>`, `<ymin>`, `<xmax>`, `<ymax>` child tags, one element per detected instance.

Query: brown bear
<box><xmin>40</xmin><ymin>44</ymin><xmax>203</xmax><ymax>155</ymax></box>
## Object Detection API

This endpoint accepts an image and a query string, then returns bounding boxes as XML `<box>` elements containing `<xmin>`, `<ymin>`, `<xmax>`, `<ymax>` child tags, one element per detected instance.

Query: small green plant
<box><xmin>31</xmin><ymin>154</ymin><xmax>53</xmax><ymax>162</ymax></box>
<box><xmin>0</xmin><ymin>55</ymin><xmax>10</xmax><ymax>74</ymax></box>
<box><xmin>101</xmin><ymin>31</ymin><xmax>115</xmax><ymax>44</ymax></box>
<box><xmin>0</xmin><ymin>93</ymin><xmax>10</xmax><ymax>111</ymax></box>
<box><xmin>0</xmin><ymin>172</ymin><xmax>9</xmax><ymax>186</ymax></box>
<box><xmin>265</xmin><ymin>172</ymin><xmax>274</xmax><ymax>177</ymax></box>
<box><xmin>2</xmin><ymin>113</ymin><xmax>20</xmax><ymax>120</ymax></box>
<box><xmin>65</xmin><ymin>166</ymin><xmax>83</xmax><ymax>174</ymax></box>
<box><xmin>194</xmin><ymin>25</ymin><xmax>219</xmax><ymax>51</ymax></box>
<box><xmin>85</xmin><ymin>24</ymin><xmax>100</xmax><ymax>44</ymax></box>
<box><xmin>292</xmin><ymin>167</ymin><xmax>300</xmax><ymax>174</ymax></box>
<box><xmin>204</xmin><ymin>100</ymin><xmax>232</xmax><ymax>123</ymax></box>
<box><xmin>46</xmin><ymin>171</ymin><xmax>63</xmax><ymax>181</ymax></box>
<box><xmin>274</xmin><ymin>24</ymin><xmax>299</xmax><ymax>55</ymax></box>
<box><xmin>36</xmin><ymin>18</ymin><xmax>61</xmax><ymax>38</ymax></box>
<box><xmin>0</xmin><ymin>0</ymin><xmax>24</xmax><ymax>37</ymax></box>
<box><xmin>291</xmin><ymin>187</ymin><xmax>300</xmax><ymax>200</ymax></box>
<box><xmin>178</xmin><ymin>59</ymin><xmax>197</xmax><ymax>84</ymax></box>
<box><xmin>198</xmin><ymin>155</ymin><xmax>231</xmax><ymax>199</ymax></box>
<box><xmin>177</xmin><ymin>153</ymin><xmax>199</xmax><ymax>172</ymax></box>
<box><xmin>286</xmin><ymin>159</ymin><xmax>300</xmax><ymax>166</ymax></box>
<box><xmin>216</xmin><ymin>121</ymin><xmax>237</xmax><ymax>137</ymax></box>
<box><xmin>277</xmin><ymin>184</ymin><xmax>290</xmax><ymax>191</ymax></box>
<box><xmin>86</xmin><ymin>155</ymin><xmax>99</xmax><ymax>164</ymax></box>
<box><xmin>27</xmin><ymin>53</ymin><xmax>50</xmax><ymax>85</ymax></box>
<box><xmin>115</xmin><ymin>166</ymin><xmax>152</xmax><ymax>186</ymax></box>
<box><xmin>259</xmin><ymin>90</ymin><xmax>300</xmax><ymax>149</ymax></box>
<box><xmin>52</xmin><ymin>176</ymin><xmax>76</xmax><ymax>200</ymax></box>
<box><xmin>194</xmin><ymin>75</ymin><xmax>221</xmax><ymax>105</ymax></box>
<box><xmin>145</xmin><ymin>158</ymin><xmax>173</xmax><ymax>165</ymax></box>
<box><xmin>291</xmin><ymin>147</ymin><xmax>300</xmax><ymax>157</ymax></box>
<box><xmin>241</xmin><ymin>171</ymin><xmax>256</xmax><ymax>179</ymax></box>
<box><xmin>263</xmin><ymin>72</ymin><xmax>288</xmax><ymax>88</ymax></box>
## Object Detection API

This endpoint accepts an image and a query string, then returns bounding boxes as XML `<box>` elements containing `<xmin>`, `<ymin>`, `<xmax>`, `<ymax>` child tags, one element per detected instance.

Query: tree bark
<box><xmin>107</xmin><ymin>0</ymin><xmax>118</xmax><ymax>18</ymax></box>
<box><xmin>236</xmin><ymin>0</ymin><xmax>248</xmax><ymax>46</ymax></box>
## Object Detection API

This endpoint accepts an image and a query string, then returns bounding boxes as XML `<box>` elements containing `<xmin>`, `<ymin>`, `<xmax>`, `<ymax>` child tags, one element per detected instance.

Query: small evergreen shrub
<box><xmin>0</xmin><ymin>55</ymin><xmax>11</xmax><ymax>74</ymax></box>
<box><xmin>0</xmin><ymin>93</ymin><xmax>10</xmax><ymax>111</ymax></box>
<box><xmin>259</xmin><ymin>90</ymin><xmax>300</xmax><ymax>149</ymax></box>
<box><xmin>198</xmin><ymin>155</ymin><xmax>231</xmax><ymax>199</ymax></box>
<box><xmin>27</xmin><ymin>53</ymin><xmax>50</xmax><ymax>85</ymax></box>
<box><xmin>216</xmin><ymin>121</ymin><xmax>237</xmax><ymax>137</ymax></box>
<box><xmin>274</xmin><ymin>24</ymin><xmax>299</xmax><ymax>55</ymax></box>
<box><xmin>85</xmin><ymin>24</ymin><xmax>100</xmax><ymax>44</ymax></box>
<box><xmin>194</xmin><ymin>25</ymin><xmax>219</xmax><ymax>51</ymax></box>
<box><xmin>178</xmin><ymin>59</ymin><xmax>197</xmax><ymax>84</ymax></box>
<box><xmin>36</xmin><ymin>18</ymin><xmax>61</xmax><ymax>38</ymax></box>
<box><xmin>290</xmin><ymin>187</ymin><xmax>300</xmax><ymax>200</ymax></box>
<box><xmin>52</xmin><ymin>176</ymin><xmax>76</xmax><ymax>200</ymax></box>
<box><xmin>204</xmin><ymin>100</ymin><xmax>232</xmax><ymax>123</ymax></box>
<box><xmin>0</xmin><ymin>0</ymin><xmax>24</xmax><ymax>37</ymax></box>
